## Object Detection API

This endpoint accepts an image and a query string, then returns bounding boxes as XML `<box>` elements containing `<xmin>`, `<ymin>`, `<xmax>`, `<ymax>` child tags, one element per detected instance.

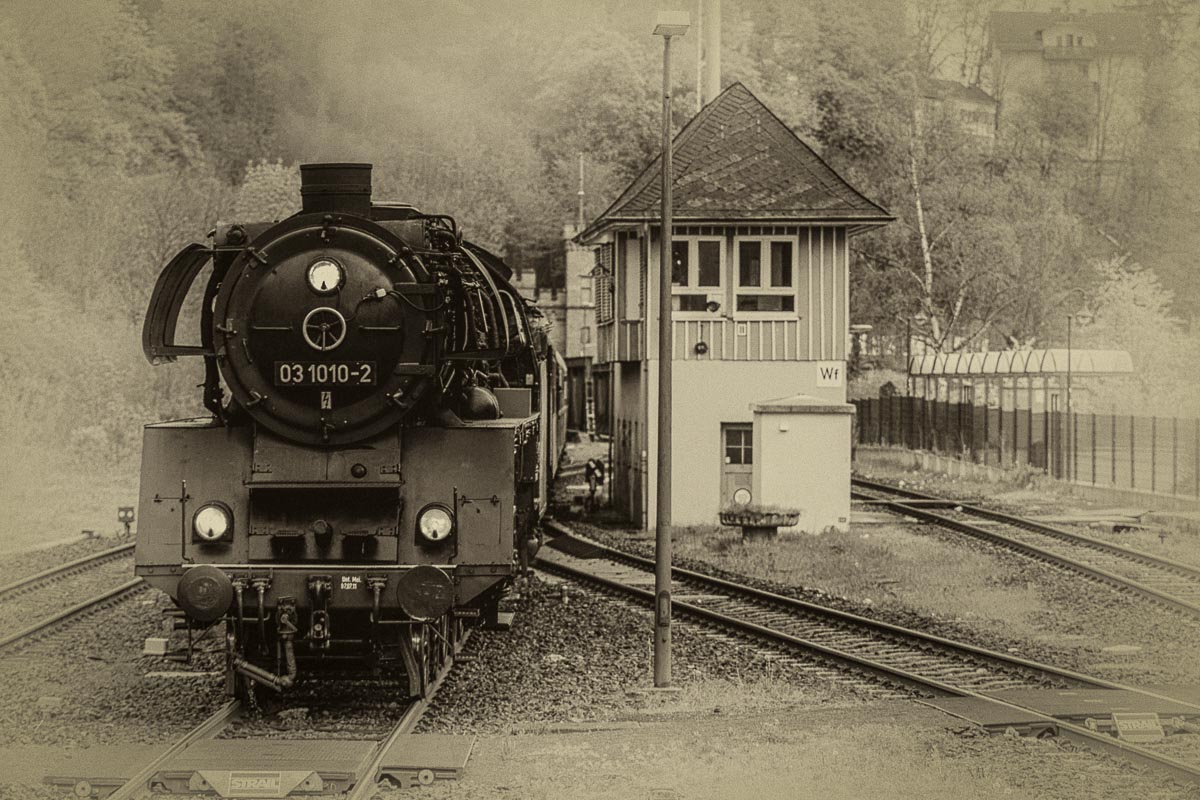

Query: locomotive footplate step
<box><xmin>377</xmin><ymin>734</ymin><xmax>476</xmax><ymax>787</ymax></box>
<box><xmin>151</xmin><ymin>739</ymin><xmax>375</xmax><ymax>797</ymax></box>
<box><xmin>925</xmin><ymin>688</ymin><xmax>1200</xmax><ymax>732</ymax></box>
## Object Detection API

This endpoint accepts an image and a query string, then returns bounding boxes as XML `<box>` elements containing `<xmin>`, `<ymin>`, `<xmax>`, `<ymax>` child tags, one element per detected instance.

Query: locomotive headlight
<box><xmin>416</xmin><ymin>504</ymin><xmax>454</xmax><ymax>543</ymax></box>
<box><xmin>193</xmin><ymin>503</ymin><xmax>233</xmax><ymax>542</ymax></box>
<box><xmin>307</xmin><ymin>258</ymin><xmax>345</xmax><ymax>294</ymax></box>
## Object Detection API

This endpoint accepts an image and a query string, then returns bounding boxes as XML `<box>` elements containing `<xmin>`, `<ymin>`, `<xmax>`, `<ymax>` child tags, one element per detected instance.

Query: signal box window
<box><xmin>734</xmin><ymin>237</ymin><xmax>796</xmax><ymax>315</ymax></box>
<box><xmin>725</xmin><ymin>427</ymin><xmax>753</xmax><ymax>465</ymax></box>
<box><xmin>671</xmin><ymin>236</ymin><xmax>724</xmax><ymax>314</ymax></box>
<box><xmin>671</xmin><ymin>241</ymin><xmax>688</xmax><ymax>286</ymax></box>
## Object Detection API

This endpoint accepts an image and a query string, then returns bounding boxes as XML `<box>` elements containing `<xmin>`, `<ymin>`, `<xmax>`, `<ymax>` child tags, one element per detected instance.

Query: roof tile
<box><xmin>581</xmin><ymin>82</ymin><xmax>891</xmax><ymax>237</ymax></box>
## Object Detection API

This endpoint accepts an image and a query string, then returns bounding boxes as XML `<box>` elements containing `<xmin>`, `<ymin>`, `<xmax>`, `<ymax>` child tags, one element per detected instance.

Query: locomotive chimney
<box><xmin>300</xmin><ymin>162</ymin><xmax>373</xmax><ymax>216</ymax></box>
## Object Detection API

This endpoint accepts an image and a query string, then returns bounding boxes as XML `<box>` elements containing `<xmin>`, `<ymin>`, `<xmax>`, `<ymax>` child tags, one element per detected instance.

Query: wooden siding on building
<box><xmin>597</xmin><ymin>320</ymin><xmax>613</xmax><ymax>363</ymax></box>
<box><xmin>596</xmin><ymin>319</ymin><xmax>644</xmax><ymax>363</ymax></box>
<box><xmin>798</xmin><ymin>226</ymin><xmax>848</xmax><ymax>362</ymax></box>
<box><xmin>594</xmin><ymin>224</ymin><xmax>848</xmax><ymax>365</ymax></box>
<box><xmin>673</xmin><ymin>319</ymin><xmax>804</xmax><ymax>360</ymax></box>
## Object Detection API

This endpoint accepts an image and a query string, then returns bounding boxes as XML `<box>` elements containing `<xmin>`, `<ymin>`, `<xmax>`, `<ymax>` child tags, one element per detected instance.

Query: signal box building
<box><xmin>578</xmin><ymin>83</ymin><xmax>891</xmax><ymax>531</ymax></box>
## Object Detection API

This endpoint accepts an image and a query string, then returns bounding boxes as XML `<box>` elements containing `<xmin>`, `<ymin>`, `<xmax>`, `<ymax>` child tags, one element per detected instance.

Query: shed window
<box><xmin>725</xmin><ymin>427</ymin><xmax>753</xmax><ymax>465</ymax></box>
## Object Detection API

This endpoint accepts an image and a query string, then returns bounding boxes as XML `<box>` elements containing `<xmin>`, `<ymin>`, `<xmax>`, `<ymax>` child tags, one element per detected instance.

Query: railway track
<box><xmin>98</xmin><ymin>630</ymin><xmax>469</xmax><ymax>800</ymax></box>
<box><xmin>0</xmin><ymin>579</ymin><xmax>145</xmax><ymax>652</ymax></box>
<box><xmin>0</xmin><ymin>541</ymin><xmax>135</xmax><ymax>601</ymax></box>
<box><xmin>851</xmin><ymin>478</ymin><xmax>1200</xmax><ymax>617</ymax></box>
<box><xmin>537</xmin><ymin>520</ymin><xmax>1200</xmax><ymax>789</ymax></box>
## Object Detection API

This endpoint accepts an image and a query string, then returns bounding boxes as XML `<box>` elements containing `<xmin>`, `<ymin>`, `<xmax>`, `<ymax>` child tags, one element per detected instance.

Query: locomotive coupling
<box><xmin>307</xmin><ymin>575</ymin><xmax>332</xmax><ymax>648</ymax></box>
<box><xmin>232</xmin><ymin>599</ymin><xmax>298</xmax><ymax>692</ymax></box>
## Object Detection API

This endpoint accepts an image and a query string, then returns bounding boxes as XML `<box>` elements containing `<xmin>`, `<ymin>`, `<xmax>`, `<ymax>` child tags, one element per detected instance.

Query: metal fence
<box><xmin>854</xmin><ymin>396</ymin><xmax>1200</xmax><ymax>498</ymax></box>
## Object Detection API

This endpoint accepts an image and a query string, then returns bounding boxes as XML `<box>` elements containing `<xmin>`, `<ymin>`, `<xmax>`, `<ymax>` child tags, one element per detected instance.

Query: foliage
<box><xmin>1076</xmin><ymin>256</ymin><xmax>1200</xmax><ymax>417</ymax></box>
<box><xmin>236</xmin><ymin>160</ymin><xmax>301</xmax><ymax>221</ymax></box>
<box><xmin>719</xmin><ymin>504</ymin><xmax>801</xmax><ymax>518</ymax></box>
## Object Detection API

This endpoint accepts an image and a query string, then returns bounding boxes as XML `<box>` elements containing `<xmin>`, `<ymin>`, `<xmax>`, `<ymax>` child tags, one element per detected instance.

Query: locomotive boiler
<box><xmin>137</xmin><ymin>163</ymin><xmax>565</xmax><ymax>698</ymax></box>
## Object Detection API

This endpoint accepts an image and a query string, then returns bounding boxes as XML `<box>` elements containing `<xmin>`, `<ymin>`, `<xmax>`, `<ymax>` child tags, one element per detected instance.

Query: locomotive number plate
<box><xmin>274</xmin><ymin>361</ymin><xmax>376</xmax><ymax>386</ymax></box>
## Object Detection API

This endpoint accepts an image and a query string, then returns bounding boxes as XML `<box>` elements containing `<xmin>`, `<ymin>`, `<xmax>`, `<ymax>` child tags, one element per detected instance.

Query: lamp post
<box><xmin>1067</xmin><ymin>313</ymin><xmax>1073</xmax><ymax>481</ymax></box>
<box><xmin>652</xmin><ymin>11</ymin><xmax>688</xmax><ymax>688</ymax></box>
<box><xmin>1065</xmin><ymin>311</ymin><xmax>1093</xmax><ymax>481</ymax></box>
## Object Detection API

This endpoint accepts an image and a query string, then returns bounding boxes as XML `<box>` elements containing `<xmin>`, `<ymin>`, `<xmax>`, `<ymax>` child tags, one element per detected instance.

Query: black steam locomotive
<box><xmin>137</xmin><ymin>163</ymin><xmax>566</xmax><ymax>698</ymax></box>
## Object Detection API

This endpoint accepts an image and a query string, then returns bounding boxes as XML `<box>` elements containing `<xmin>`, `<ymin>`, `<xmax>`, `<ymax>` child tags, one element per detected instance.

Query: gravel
<box><xmin>392</xmin><ymin>705</ymin><xmax>1200</xmax><ymax>800</ymax></box>
<box><xmin>418</xmin><ymin>575</ymin><xmax>867</xmax><ymax>735</ymax></box>
<box><xmin>220</xmin><ymin>678</ymin><xmax>415</xmax><ymax>741</ymax></box>
<box><xmin>0</xmin><ymin>588</ymin><xmax>225</xmax><ymax>749</ymax></box>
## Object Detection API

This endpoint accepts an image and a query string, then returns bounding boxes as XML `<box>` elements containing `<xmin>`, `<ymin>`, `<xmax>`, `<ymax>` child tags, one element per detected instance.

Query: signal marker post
<box><xmin>652</xmin><ymin>11</ymin><xmax>689</xmax><ymax>689</ymax></box>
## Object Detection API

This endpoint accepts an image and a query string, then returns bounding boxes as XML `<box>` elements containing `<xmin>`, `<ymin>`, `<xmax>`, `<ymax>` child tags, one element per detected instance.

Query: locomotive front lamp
<box><xmin>193</xmin><ymin>503</ymin><xmax>233</xmax><ymax>542</ymax></box>
<box><xmin>307</xmin><ymin>258</ymin><xmax>345</xmax><ymax>294</ymax></box>
<box><xmin>416</xmin><ymin>504</ymin><xmax>454</xmax><ymax>543</ymax></box>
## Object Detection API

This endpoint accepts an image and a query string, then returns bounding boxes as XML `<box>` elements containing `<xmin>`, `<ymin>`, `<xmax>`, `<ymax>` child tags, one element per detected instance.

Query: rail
<box><xmin>0</xmin><ymin>578</ymin><xmax>145</xmax><ymax>652</ymax></box>
<box><xmin>537</xmin><ymin>520</ymin><xmax>1200</xmax><ymax>788</ymax></box>
<box><xmin>0</xmin><ymin>542</ymin><xmax>135</xmax><ymax>600</ymax></box>
<box><xmin>852</xmin><ymin>478</ymin><xmax>1200</xmax><ymax>617</ymax></box>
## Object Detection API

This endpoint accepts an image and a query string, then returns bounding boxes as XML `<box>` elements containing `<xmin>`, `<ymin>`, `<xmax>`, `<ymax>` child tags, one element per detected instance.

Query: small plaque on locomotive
<box><xmin>274</xmin><ymin>361</ymin><xmax>377</xmax><ymax>386</ymax></box>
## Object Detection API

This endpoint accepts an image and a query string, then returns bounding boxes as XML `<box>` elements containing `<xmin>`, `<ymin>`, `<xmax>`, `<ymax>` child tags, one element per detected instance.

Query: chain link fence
<box><xmin>854</xmin><ymin>396</ymin><xmax>1200</xmax><ymax>498</ymax></box>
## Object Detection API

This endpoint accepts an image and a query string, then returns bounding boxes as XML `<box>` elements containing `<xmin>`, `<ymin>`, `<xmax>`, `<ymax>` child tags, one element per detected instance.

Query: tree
<box><xmin>1076</xmin><ymin>256</ymin><xmax>1200</xmax><ymax>417</ymax></box>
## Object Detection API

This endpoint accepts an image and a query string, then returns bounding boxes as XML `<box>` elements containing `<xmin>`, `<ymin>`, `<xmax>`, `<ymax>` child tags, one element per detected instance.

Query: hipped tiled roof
<box><xmin>579</xmin><ymin>82</ymin><xmax>891</xmax><ymax>241</ymax></box>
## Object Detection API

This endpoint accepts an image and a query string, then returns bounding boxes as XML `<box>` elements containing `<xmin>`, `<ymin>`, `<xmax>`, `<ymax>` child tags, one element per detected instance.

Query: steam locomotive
<box><xmin>137</xmin><ymin>163</ymin><xmax>566</xmax><ymax>698</ymax></box>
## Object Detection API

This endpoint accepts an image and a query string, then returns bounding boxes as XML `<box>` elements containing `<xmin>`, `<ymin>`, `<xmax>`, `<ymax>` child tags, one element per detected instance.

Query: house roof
<box><xmin>989</xmin><ymin>11</ymin><xmax>1148</xmax><ymax>55</ymax></box>
<box><xmin>578</xmin><ymin>82</ymin><xmax>891</xmax><ymax>242</ymax></box>
<box><xmin>922</xmin><ymin>78</ymin><xmax>996</xmax><ymax>108</ymax></box>
<box><xmin>750</xmin><ymin>393</ymin><xmax>855</xmax><ymax>415</ymax></box>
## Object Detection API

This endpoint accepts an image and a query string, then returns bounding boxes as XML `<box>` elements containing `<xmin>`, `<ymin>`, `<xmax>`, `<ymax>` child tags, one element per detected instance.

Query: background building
<box><xmin>921</xmin><ymin>78</ymin><xmax>998</xmax><ymax>141</ymax></box>
<box><xmin>560</xmin><ymin>223</ymin><xmax>597</xmax><ymax>433</ymax></box>
<box><xmin>987</xmin><ymin>9</ymin><xmax>1148</xmax><ymax>164</ymax></box>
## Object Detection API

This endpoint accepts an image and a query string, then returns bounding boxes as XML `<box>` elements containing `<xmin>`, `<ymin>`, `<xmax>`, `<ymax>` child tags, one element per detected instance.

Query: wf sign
<box><xmin>816</xmin><ymin>362</ymin><xmax>843</xmax><ymax>387</ymax></box>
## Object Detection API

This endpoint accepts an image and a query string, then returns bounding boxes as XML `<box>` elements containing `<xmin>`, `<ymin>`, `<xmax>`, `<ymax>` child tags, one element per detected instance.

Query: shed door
<box><xmin>720</xmin><ymin>424</ymin><xmax>754</xmax><ymax>507</ymax></box>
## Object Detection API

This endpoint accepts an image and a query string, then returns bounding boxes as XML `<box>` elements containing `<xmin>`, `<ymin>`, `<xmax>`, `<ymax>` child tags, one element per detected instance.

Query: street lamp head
<box><xmin>653</xmin><ymin>11</ymin><xmax>690</xmax><ymax>37</ymax></box>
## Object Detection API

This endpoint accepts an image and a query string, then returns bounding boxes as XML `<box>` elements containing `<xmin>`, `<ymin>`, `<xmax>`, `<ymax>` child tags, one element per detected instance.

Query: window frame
<box><xmin>670</xmin><ymin>235</ymin><xmax>726</xmax><ymax>317</ymax></box>
<box><xmin>732</xmin><ymin>235</ymin><xmax>799</xmax><ymax>319</ymax></box>
<box><xmin>724</xmin><ymin>426</ymin><xmax>753</xmax><ymax>465</ymax></box>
